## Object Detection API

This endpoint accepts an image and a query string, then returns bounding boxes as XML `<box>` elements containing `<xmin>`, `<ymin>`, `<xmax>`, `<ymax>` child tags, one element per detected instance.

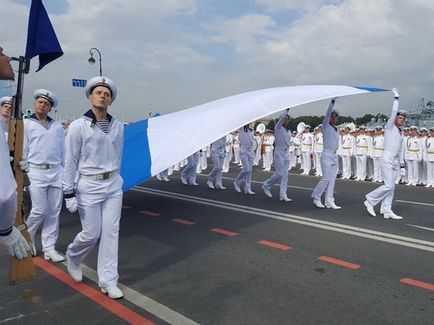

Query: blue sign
<box><xmin>72</xmin><ymin>79</ymin><xmax>87</xmax><ymax>87</ymax></box>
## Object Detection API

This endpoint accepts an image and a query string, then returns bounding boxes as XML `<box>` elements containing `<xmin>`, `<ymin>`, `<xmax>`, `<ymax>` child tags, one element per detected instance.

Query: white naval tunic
<box><xmin>24</xmin><ymin>114</ymin><xmax>65</xmax><ymax>253</ymax></box>
<box><xmin>372</xmin><ymin>135</ymin><xmax>384</xmax><ymax>182</ymax></box>
<box><xmin>311</xmin><ymin>101</ymin><xmax>339</xmax><ymax>205</ymax></box>
<box><xmin>355</xmin><ymin>134</ymin><xmax>371</xmax><ymax>180</ymax></box>
<box><xmin>64</xmin><ymin>110</ymin><xmax>124</xmax><ymax>288</ymax></box>
<box><xmin>405</xmin><ymin>136</ymin><xmax>423</xmax><ymax>185</ymax></box>
<box><xmin>263</xmin><ymin>110</ymin><xmax>291</xmax><ymax>199</ymax></box>
<box><xmin>366</xmin><ymin>99</ymin><xmax>403</xmax><ymax>214</ymax></box>
<box><xmin>313</xmin><ymin>132</ymin><xmax>323</xmax><ymax>176</ymax></box>
<box><xmin>234</xmin><ymin>126</ymin><xmax>255</xmax><ymax>192</ymax></box>
<box><xmin>301</xmin><ymin>132</ymin><xmax>313</xmax><ymax>174</ymax></box>
<box><xmin>0</xmin><ymin>122</ymin><xmax>17</xmax><ymax>235</ymax></box>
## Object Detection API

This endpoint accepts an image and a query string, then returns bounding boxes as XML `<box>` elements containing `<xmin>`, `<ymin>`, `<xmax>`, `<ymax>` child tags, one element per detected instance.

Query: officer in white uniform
<box><xmin>371</xmin><ymin>126</ymin><xmax>384</xmax><ymax>182</ymax></box>
<box><xmin>364</xmin><ymin>89</ymin><xmax>405</xmax><ymax>220</ymax></box>
<box><xmin>355</xmin><ymin>126</ymin><xmax>371</xmax><ymax>181</ymax></box>
<box><xmin>1</xmin><ymin>96</ymin><xmax>12</xmax><ymax>139</ymax></box>
<box><xmin>300</xmin><ymin>126</ymin><xmax>313</xmax><ymax>175</ymax></box>
<box><xmin>207</xmin><ymin>136</ymin><xmax>227</xmax><ymax>190</ymax></box>
<box><xmin>181</xmin><ymin>151</ymin><xmax>200</xmax><ymax>185</ymax></box>
<box><xmin>313</xmin><ymin>125</ymin><xmax>323</xmax><ymax>177</ymax></box>
<box><xmin>425</xmin><ymin>127</ymin><xmax>434</xmax><ymax>187</ymax></box>
<box><xmin>63</xmin><ymin>76</ymin><xmax>124</xmax><ymax>299</ymax></box>
<box><xmin>24</xmin><ymin>89</ymin><xmax>65</xmax><ymax>262</ymax></box>
<box><xmin>262</xmin><ymin>109</ymin><xmax>292</xmax><ymax>201</ymax></box>
<box><xmin>312</xmin><ymin>99</ymin><xmax>341</xmax><ymax>209</ymax></box>
<box><xmin>234</xmin><ymin>124</ymin><xmax>256</xmax><ymax>194</ymax></box>
<box><xmin>419</xmin><ymin>127</ymin><xmax>428</xmax><ymax>185</ymax></box>
<box><xmin>253</xmin><ymin>131</ymin><xmax>262</xmax><ymax>166</ymax></box>
<box><xmin>232</xmin><ymin>131</ymin><xmax>241</xmax><ymax>164</ymax></box>
<box><xmin>262</xmin><ymin>130</ymin><xmax>274</xmax><ymax>171</ymax></box>
<box><xmin>405</xmin><ymin>126</ymin><xmax>422</xmax><ymax>186</ymax></box>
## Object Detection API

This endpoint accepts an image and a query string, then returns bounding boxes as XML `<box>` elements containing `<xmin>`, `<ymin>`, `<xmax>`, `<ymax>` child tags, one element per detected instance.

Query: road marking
<box><xmin>172</xmin><ymin>218</ymin><xmax>196</xmax><ymax>225</ymax></box>
<box><xmin>318</xmin><ymin>256</ymin><xmax>361</xmax><ymax>270</ymax></box>
<box><xmin>34</xmin><ymin>258</ymin><xmax>155</xmax><ymax>325</ymax></box>
<box><xmin>258</xmin><ymin>240</ymin><xmax>291</xmax><ymax>251</ymax></box>
<box><xmin>406</xmin><ymin>224</ymin><xmax>434</xmax><ymax>232</ymax></box>
<box><xmin>122</xmin><ymin>205</ymin><xmax>131</xmax><ymax>209</ymax></box>
<box><xmin>400</xmin><ymin>278</ymin><xmax>434</xmax><ymax>291</ymax></box>
<box><xmin>140</xmin><ymin>210</ymin><xmax>161</xmax><ymax>217</ymax></box>
<box><xmin>133</xmin><ymin>186</ymin><xmax>434</xmax><ymax>253</ymax></box>
<box><xmin>210</xmin><ymin>228</ymin><xmax>239</xmax><ymax>236</ymax></box>
<box><xmin>396</xmin><ymin>200</ymin><xmax>434</xmax><ymax>207</ymax></box>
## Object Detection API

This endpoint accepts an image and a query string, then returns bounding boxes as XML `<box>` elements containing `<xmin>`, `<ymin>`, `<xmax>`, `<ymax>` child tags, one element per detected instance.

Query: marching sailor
<box><xmin>234</xmin><ymin>123</ymin><xmax>256</xmax><ymax>194</ymax></box>
<box><xmin>262</xmin><ymin>109</ymin><xmax>292</xmax><ymax>201</ymax></box>
<box><xmin>207</xmin><ymin>136</ymin><xmax>227</xmax><ymax>190</ymax></box>
<box><xmin>311</xmin><ymin>99</ymin><xmax>341</xmax><ymax>209</ymax></box>
<box><xmin>24</xmin><ymin>89</ymin><xmax>65</xmax><ymax>261</ymax></box>
<box><xmin>181</xmin><ymin>151</ymin><xmax>200</xmax><ymax>186</ymax></box>
<box><xmin>364</xmin><ymin>89</ymin><xmax>405</xmax><ymax>220</ymax></box>
<box><xmin>63</xmin><ymin>76</ymin><xmax>124</xmax><ymax>299</ymax></box>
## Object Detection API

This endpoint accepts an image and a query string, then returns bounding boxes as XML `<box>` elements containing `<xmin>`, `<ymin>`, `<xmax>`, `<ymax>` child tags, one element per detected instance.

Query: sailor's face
<box><xmin>34</xmin><ymin>97</ymin><xmax>52</xmax><ymax>115</ymax></box>
<box><xmin>410</xmin><ymin>129</ymin><xmax>417</xmax><ymax>136</ymax></box>
<box><xmin>395</xmin><ymin>115</ymin><xmax>405</xmax><ymax>127</ymax></box>
<box><xmin>0</xmin><ymin>102</ymin><xmax>11</xmax><ymax>119</ymax></box>
<box><xmin>330</xmin><ymin>112</ymin><xmax>338</xmax><ymax>126</ymax></box>
<box><xmin>0</xmin><ymin>48</ymin><xmax>14</xmax><ymax>80</ymax></box>
<box><xmin>430</xmin><ymin>130</ymin><xmax>434</xmax><ymax>137</ymax></box>
<box><xmin>283</xmin><ymin>116</ymin><xmax>289</xmax><ymax>128</ymax></box>
<box><xmin>89</xmin><ymin>86</ymin><xmax>112</xmax><ymax>109</ymax></box>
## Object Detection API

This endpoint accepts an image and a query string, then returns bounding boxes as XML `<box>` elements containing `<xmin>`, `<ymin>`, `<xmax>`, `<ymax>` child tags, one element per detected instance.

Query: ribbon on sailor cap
<box><xmin>0</xmin><ymin>96</ymin><xmax>12</xmax><ymax>106</ymax></box>
<box><xmin>85</xmin><ymin>76</ymin><xmax>117</xmax><ymax>102</ymax></box>
<box><xmin>34</xmin><ymin>89</ymin><xmax>58</xmax><ymax>109</ymax></box>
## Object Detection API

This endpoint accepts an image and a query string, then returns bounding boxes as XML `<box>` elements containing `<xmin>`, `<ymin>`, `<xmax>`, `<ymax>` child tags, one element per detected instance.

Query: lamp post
<box><xmin>88</xmin><ymin>47</ymin><xmax>103</xmax><ymax>76</ymax></box>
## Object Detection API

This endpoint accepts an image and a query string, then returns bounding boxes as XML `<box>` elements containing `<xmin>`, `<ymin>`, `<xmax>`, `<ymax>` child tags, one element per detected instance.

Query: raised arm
<box><xmin>322</xmin><ymin>98</ymin><xmax>336</xmax><ymax>125</ymax></box>
<box><xmin>386</xmin><ymin>88</ymin><xmax>399</xmax><ymax>129</ymax></box>
<box><xmin>275</xmin><ymin>108</ymin><xmax>290</xmax><ymax>129</ymax></box>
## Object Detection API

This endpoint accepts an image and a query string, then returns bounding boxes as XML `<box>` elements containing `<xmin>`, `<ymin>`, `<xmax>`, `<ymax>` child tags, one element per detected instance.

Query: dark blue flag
<box><xmin>25</xmin><ymin>0</ymin><xmax>63</xmax><ymax>72</ymax></box>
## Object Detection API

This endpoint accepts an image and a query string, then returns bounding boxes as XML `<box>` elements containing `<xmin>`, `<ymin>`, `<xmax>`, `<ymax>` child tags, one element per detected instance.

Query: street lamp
<box><xmin>88</xmin><ymin>47</ymin><xmax>103</xmax><ymax>76</ymax></box>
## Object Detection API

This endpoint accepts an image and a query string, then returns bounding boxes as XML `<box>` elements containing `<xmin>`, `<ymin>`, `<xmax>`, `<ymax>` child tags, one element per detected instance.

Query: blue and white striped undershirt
<box><xmin>96</xmin><ymin>120</ymin><xmax>110</xmax><ymax>133</ymax></box>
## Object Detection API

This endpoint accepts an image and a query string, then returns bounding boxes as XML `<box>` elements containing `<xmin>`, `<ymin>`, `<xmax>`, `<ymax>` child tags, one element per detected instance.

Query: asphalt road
<box><xmin>1</xmin><ymin>165</ymin><xmax>433</xmax><ymax>324</ymax></box>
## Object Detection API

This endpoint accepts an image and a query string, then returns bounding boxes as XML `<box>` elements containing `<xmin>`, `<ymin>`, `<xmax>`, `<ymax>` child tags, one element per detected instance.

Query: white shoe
<box><xmin>67</xmin><ymin>254</ymin><xmax>82</xmax><ymax>282</ymax></box>
<box><xmin>207</xmin><ymin>181</ymin><xmax>215</xmax><ymax>189</ymax></box>
<box><xmin>191</xmin><ymin>182</ymin><xmax>199</xmax><ymax>186</ymax></box>
<box><xmin>234</xmin><ymin>181</ymin><xmax>241</xmax><ymax>193</ymax></box>
<box><xmin>280</xmin><ymin>196</ymin><xmax>293</xmax><ymax>202</ymax></box>
<box><xmin>101</xmin><ymin>286</ymin><xmax>123</xmax><ymax>299</ymax></box>
<box><xmin>313</xmin><ymin>199</ymin><xmax>325</xmax><ymax>208</ymax></box>
<box><xmin>325</xmin><ymin>203</ymin><xmax>342</xmax><ymax>209</ymax></box>
<box><xmin>44</xmin><ymin>250</ymin><xmax>65</xmax><ymax>263</ymax></box>
<box><xmin>364</xmin><ymin>200</ymin><xmax>376</xmax><ymax>217</ymax></box>
<box><xmin>163</xmin><ymin>177</ymin><xmax>170</xmax><ymax>182</ymax></box>
<box><xmin>262</xmin><ymin>185</ymin><xmax>272</xmax><ymax>198</ymax></box>
<box><xmin>383</xmin><ymin>212</ymin><xmax>403</xmax><ymax>220</ymax></box>
<box><xmin>245</xmin><ymin>189</ymin><xmax>255</xmax><ymax>195</ymax></box>
<box><xmin>181</xmin><ymin>176</ymin><xmax>188</xmax><ymax>185</ymax></box>
<box><xmin>156</xmin><ymin>174</ymin><xmax>162</xmax><ymax>181</ymax></box>
<box><xmin>216</xmin><ymin>185</ymin><xmax>226</xmax><ymax>190</ymax></box>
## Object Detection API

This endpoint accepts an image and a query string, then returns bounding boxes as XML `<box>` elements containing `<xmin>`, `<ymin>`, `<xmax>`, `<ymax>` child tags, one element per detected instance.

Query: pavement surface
<box><xmin>1</xmin><ymin>165</ymin><xmax>433</xmax><ymax>324</ymax></box>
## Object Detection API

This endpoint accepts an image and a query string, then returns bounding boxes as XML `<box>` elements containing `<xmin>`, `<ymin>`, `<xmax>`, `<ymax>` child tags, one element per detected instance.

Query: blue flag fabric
<box><xmin>25</xmin><ymin>0</ymin><xmax>63</xmax><ymax>72</ymax></box>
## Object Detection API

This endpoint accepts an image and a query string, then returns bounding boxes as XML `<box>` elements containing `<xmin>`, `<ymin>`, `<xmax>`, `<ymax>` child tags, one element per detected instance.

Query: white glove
<box><xmin>65</xmin><ymin>197</ymin><xmax>78</xmax><ymax>213</ymax></box>
<box><xmin>392</xmin><ymin>88</ymin><xmax>399</xmax><ymax>98</ymax></box>
<box><xmin>18</xmin><ymin>160</ymin><xmax>30</xmax><ymax>173</ymax></box>
<box><xmin>331</xmin><ymin>97</ymin><xmax>338</xmax><ymax>102</ymax></box>
<box><xmin>400</xmin><ymin>167</ymin><xmax>406</xmax><ymax>177</ymax></box>
<box><xmin>0</xmin><ymin>227</ymin><xmax>30</xmax><ymax>259</ymax></box>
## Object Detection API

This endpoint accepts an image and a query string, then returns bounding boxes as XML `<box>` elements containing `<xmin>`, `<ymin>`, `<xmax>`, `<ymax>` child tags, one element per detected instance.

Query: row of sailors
<box><xmin>158</xmin><ymin>124</ymin><xmax>434</xmax><ymax>189</ymax></box>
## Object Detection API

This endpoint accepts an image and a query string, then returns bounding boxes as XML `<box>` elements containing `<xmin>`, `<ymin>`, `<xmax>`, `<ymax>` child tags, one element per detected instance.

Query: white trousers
<box><xmin>373</xmin><ymin>157</ymin><xmax>382</xmax><ymax>182</ymax></box>
<box><xmin>263</xmin><ymin>152</ymin><xmax>272</xmax><ymax>171</ymax></box>
<box><xmin>235</xmin><ymin>150</ymin><xmax>254</xmax><ymax>192</ymax></box>
<box><xmin>356</xmin><ymin>155</ymin><xmax>367</xmax><ymax>180</ymax></box>
<box><xmin>208</xmin><ymin>153</ymin><xmax>224</xmax><ymax>187</ymax></box>
<box><xmin>311</xmin><ymin>153</ymin><xmax>338</xmax><ymax>205</ymax></box>
<box><xmin>314</xmin><ymin>152</ymin><xmax>322</xmax><ymax>176</ymax></box>
<box><xmin>302</xmin><ymin>152</ymin><xmax>311</xmax><ymax>174</ymax></box>
<box><xmin>263</xmin><ymin>150</ymin><xmax>290</xmax><ymax>198</ymax></box>
<box><xmin>419</xmin><ymin>161</ymin><xmax>427</xmax><ymax>184</ymax></box>
<box><xmin>233</xmin><ymin>147</ymin><xmax>240</xmax><ymax>163</ymax></box>
<box><xmin>427</xmin><ymin>161</ymin><xmax>434</xmax><ymax>186</ymax></box>
<box><xmin>407</xmin><ymin>160</ymin><xmax>419</xmax><ymax>185</ymax></box>
<box><xmin>67</xmin><ymin>175</ymin><xmax>123</xmax><ymax>288</ymax></box>
<box><xmin>366</xmin><ymin>156</ymin><xmax>398</xmax><ymax>214</ymax></box>
<box><xmin>181</xmin><ymin>154</ymin><xmax>199</xmax><ymax>184</ymax></box>
<box><xmin>341</xmin><ymin>156</ymin><xmax>351</xmax><ymax>179</ymax></box>
<box><xmin>253</xmin><ymin>147</ymin><xmax>261</xmax><ymax>166</ymax></box>
<box><xmin>27</xmin><ymin>184</ymin><xmax>62</xmax><ymax>252</ymax></box>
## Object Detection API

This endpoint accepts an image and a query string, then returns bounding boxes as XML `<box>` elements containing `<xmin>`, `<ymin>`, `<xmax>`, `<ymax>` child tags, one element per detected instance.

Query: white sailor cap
<box><xmin>85</xmin><ymin>76</ymin><xmax>117</xmax><ymax>102</ymax></box>
<box><xmin>410</xmin><ymin>125</ymin><xmax>417</xmax><ymax>130</ymax></box>
<box><xmin>420</xmin><ymin>127</ymin><xmax>428</xmax><ymax>132</ymax></box>
<box><xmin>397</xmin><ymin>110</ymin><xmax>407</xmax><ymax>117</ymax></box>
<box><xmin>359</xmin><ymin>125</ymin><xmax>366</xmax><ymax>129</ymax></box>
<box><xmin>403</xmin><ymin>127</ymin><xmax>410</xmax><ymax>131</ymax></box>
<box><xmin>0</xmin><ymin>96</ymin><xmax>12</xmax><ymax>106</ymax></box>
<box><xmin>430</xmin><ymin>127</ymin><xmax>434</xmax><ymax>132</ymax></box>
<box><xmin>34</xmin><ymin>89</ymin><xmax>58</xmax><ymax>109</ymax></box>
<box><xmin>318</xmin><ymin>124</ymin><xmax>322</xmax><ymax>127</ymax></box>
<box><xmin>375</xmin><ymin>125</ymin><xmax>383</xmax><ymax>130</ymax></box>
<box><xmin>314</xmin><ymin>126</ymin><xmax>319</xmax><ymax>131</ymax></box>
<box><xmin>304</xmin><ymin>125</ymin><xmax>311</xmax><ymax>129</ymax></box>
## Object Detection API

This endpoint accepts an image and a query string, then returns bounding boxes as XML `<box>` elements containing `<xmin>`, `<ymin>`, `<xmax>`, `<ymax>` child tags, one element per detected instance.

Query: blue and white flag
<box><xmin>121</xmin><ymin>85</ymin><xmax>387</xmax><ymax>191</ymax></box>
<box><xmin>25</xmin><ymin>0</ymin><xmax>63</xmax><ymax>71</ymax></box>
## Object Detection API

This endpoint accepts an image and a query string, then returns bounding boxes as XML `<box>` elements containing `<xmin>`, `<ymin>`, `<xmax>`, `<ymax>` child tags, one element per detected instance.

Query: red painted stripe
<box><xmin>140</xmin><ymin>210</ymin><xmax>160</xmax><ymax>217</ymax></box>
<box><xmin>33</xmin><ymin>258</ymin><xmax>155</xmax><ymax>325</ymax></box>
<box><xmin>172</xmin><ymin>218</ymin><xmax>196</xmax><ymax>225</ymax></box>
<box><xmin>318</xmin><ymin>256</ymin><xmax>361</xmax><ymax>270</ymax></box>
<box><xmin>258</xmin><ymin>240</ymin><xmax>291</xmax><ymax>251</ymax></box>
<box><xmin>400</xmin><ymin>278</ymin><xmax>434</xmax><ymax>291</ymax></box>
<box><xmin>210</xmin><ymin>228</ymin><xmax>239</xmax><ymax>236</ymax></box>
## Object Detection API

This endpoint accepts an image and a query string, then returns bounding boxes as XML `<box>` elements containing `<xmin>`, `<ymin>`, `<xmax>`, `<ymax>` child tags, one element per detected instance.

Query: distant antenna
<box><xmin>417</xmin><ymin>98</ymin><xmax>425</xmax><ymax>112</ymax></box>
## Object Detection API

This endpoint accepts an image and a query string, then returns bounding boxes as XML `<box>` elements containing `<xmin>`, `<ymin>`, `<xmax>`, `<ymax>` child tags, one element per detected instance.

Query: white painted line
<box><xmin>60</xmin><ymin>259</ymin><xmax>199</xmax><ymax>325</ymax></box>
<box><xmin>396</xmin><ymin>200</ymin><xmax>434</xmax><ymax>207</ymax></box>
<box><xmin>406</xmin><ymin>224</ymin><xmax>434</xmax><ymax>232</ymax></box>
<box><xmin>133</xmin><ymin>186</ymin><xmax>434</xmax><ymax>253</ymax></box>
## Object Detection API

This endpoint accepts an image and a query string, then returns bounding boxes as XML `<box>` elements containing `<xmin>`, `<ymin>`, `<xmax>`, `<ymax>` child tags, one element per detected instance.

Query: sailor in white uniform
<box><xmin>311</xmin><ymin>99</ymin><xmax>341</xmax><ymax>209</ymax></box>
<box><xmin>181</xmin><ymin>151</ymin><xmax>200</xmax><ymax>185</ymax></box>
<box><xmin>23</xmin><ymin>89</ymin><xmax>65</xmax><ymax>262</ymax></box>
<box><xmin>234</xmin><ymin>124</ymin><xmax>256</xmax><ymax>194</ymax></box>
<box><xmin>262</xmin><ymin>109</ymin><xmax>292</xmax><ymax>201</ymax></box>
<box><xmin>63</xmin><ymin>76</ymin><xmax>124</xmax><ymax>299</ymax></box>
<box><xmin>262</xmin><ymin>130</ymin><xmax>274</xmax><ymax>171</ymax></box>
<box><xmin>419</xmin><ymin>127</ymin><xmax>428</xmax><ymax>185</ymax></box>
<box><xmin>405</xmin><ymin>126</ymin><xmax>422</xmax><ymax>186</ymax></box>
<box><xmin>207</xmin><ymin>136</ymin><xmax>227</xmax><ymax>190</ymax></box>
<box><xmin>0</xmin><ymin>96</ymin><xmax>12</xmax><ymax>139</ymax></box>
<box><xmin>425</xmin><ymin>128</ymin><xmax>434</xmax><ymax>187</ymax></box>
<box><xmin>300</xmin><ymin>126</ymin><xmax>313</xmax><ymax>175</ymax></box>
<box><xmin>364</xmin><ymin>89</ymin><xmax>405</xmax><ymax>220</ymax></box>
<box><xmin>371</xmin><ymin>126</ymin><xmax>384</xmax><ymax>182</ymax></box>
<box><xmin>355</xmin><ymin>126</ymin><xmax>371</xmax><ymax>181</ymax></box>
<box><xmin>313</xmin><ymin>125</ymin><xmax>323</xmax><ymax>177</ymax></box>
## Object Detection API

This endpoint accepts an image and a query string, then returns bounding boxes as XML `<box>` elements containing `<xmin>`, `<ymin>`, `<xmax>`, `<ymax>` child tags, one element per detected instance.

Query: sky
<box><xmin>1</xmin><ymin>0</ymin><xmax>434</xmax><ymax>122</ymax></box>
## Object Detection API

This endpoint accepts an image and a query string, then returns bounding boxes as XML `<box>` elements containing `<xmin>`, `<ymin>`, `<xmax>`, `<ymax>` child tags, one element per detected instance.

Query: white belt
<box><xmin>29</xmin><ymin>163</ymin><xmax>56</xmax><ymax>169</ymax></box>
<box><xmin>81</xmin><ymin>171</ymin><xmax>117</xmax><ymax>180</ymax></box>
